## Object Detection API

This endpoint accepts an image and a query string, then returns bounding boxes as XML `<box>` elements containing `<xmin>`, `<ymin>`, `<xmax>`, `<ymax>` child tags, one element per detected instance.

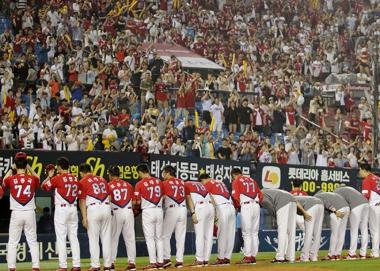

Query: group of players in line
<box><xmin>1</xmin><ymin>152</ymin><xmax>379</xmax><ymax>271</ymax></box>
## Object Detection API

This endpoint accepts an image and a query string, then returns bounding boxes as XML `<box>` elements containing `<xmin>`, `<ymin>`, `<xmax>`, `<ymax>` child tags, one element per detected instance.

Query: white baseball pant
<box><xmin>163</xmin><ymin>206</ymin><xmax>187</xmax><ymax>262</ymax></box>
<box><xmin>328</xmin><ymin>206</ymin><xmax>349</xmax><ymax>257</ymax></box>
<box><xmin>215</xmin><ymin>204</ymin><xmax>236</xmax><ymax>260</ymax></box>
<box><xmin>142</xmin><ymin>208</ymin><xmax>164</xmax><ymax>264</ymax></box>
<box><xmin>54</xmin><ymin>205</ymin><xmax>81</xmax><ymax>268</ymax></box>
<box><xmin>111</xmin><ymin>208</ymin><xmax>136</xmax><ymax>264</ymax></box>
<box><xmin>240</xmin><ymin>202</ymin><xmax>260</xmax><ymax>257</ymax></box>
<box><xmin>87</xmin><ymin>204</ymin><xmax>112</xmax><ymax>268</ymax></box>
<box><xmin>194</xmin><ymin>203</ymin><xmax>215</xmax><ymax>262</ymax></box>
<box><xmin>369</xmin><ymin>205</ymin><xmax>380</xmax><ymax>257</ymax></box>
<box><xmin>276</xmin><ymin>202</ymin><xmax>297</xmax><ymax>262</ymax></box>
<box><xmin>301</xmin><ymin>205</ymin><xmax>324</xmax><ymax>261</ymax></box>
<box><xmin>296</xmin><ymin>215</ymin><xmax>305</xmax><ymax>231</ymax></box>
<box><xmin>348</xmin><ymin>203</ymin><xmax>369</xmax><ymax>256</ymax></box>
<box><xmin>7</xmin><ymin>210</ymin><xmax>40</xmax><ymax>269</ymax></box>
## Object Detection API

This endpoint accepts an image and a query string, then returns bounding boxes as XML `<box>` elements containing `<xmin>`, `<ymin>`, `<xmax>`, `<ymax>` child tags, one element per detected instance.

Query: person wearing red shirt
<box><xmin>2</xmin><ymin>152</ymin><xmax>40</xmax><ymax>271</ymax></box>
<box><xmin>185</xmin><ymin>178</ymin><xmax>215</xmax><ymax>267</ymax></box>
<box><xmin>161</xmin><ymin>165</ymin><xmax>187</xmax><ymax>269</ymax></box>
<box><xmin>361</xmin><ymin>118</ymin><xmax>372</xmax><ymax>140</ymax></box>
<box><xmin>360</xmin><ymin>163</ymin><xmax>380</xmax><ymax>258</ymax></box>
<box><xmin>276</xmin><ymin>144</ymin><xmax>289</xmax><ymax>164</ymax></box>
<box><xmin>231</xmin><ymin>168</ymin><xmax>263</xmax><ymax>265</ymax></box>
<box><xmin>290</xmin><ymin>179</ymin><xmax>308</xmax><ymax>196</ymax></box>
<box><xmin>78</xmin><ymin>163</ymin><xmax>112</xmax><ymax>271</ymax></box>
<box><xmin>154</xmin><ymin>77</ymin><xmax>168</xmax><ymax>108</ymax></box>
<box><xmin>200</xmin><ymin>174</ymin><xmax>235</xmax><ymax>266</ymax></box>
<box><xmin>41</xmin><ymin>157</ymin><xmax>81</xmax><ymax>271</ymax></box>
<box><xmin>107</xmin><ymin>166</ymin><xmax>136</xmax><ymax>271</ymax></box>
<box><xmin>134</xmin><ymin>164</ymin><xmax>164</xmax><ymax>270</ymax></box>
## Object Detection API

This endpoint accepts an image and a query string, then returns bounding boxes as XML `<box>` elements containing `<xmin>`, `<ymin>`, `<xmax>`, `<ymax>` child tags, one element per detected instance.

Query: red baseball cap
<box><xmin>15</xmin><ymin>152</ymin><xmax>27</xmax><ymax>160</ymax></box>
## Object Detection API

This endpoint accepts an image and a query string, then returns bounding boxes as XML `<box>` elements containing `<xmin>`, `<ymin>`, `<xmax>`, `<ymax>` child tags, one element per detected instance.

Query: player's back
<box><xmin>162</xmin><ymin>177</ymin><xmax>186</xmax><ymax>207</ymax></box>
<box><xmin>185</xmin><ymin>181</ymin><xmax>211</xmax><ymax>205</ymax></box>
<box><xmin>108</xmin><ymin>178</ymin><xmax>134</xmax><ymax>209</ymax></box>
<box><xmin>232</xmin><ymin>175</ymin><xmax>261</xmax><ymax>203</ymax></box>
<box><xmin>78</xmin><ymin>174</ymin><xmax>109</xmax><ymax>206</ymax></box>
<box><xmin>3</xmin><ymin>173</ymin><xmax>39</xmax><ymax>211</ymax></box>
<box><xmin>43</xmin><ymin>173</ymin><xmax>79</xmax><ymax>205</ymax></box>
<box><xmin>135</xmin><ymin>176</ymin><xmax>163</xmax><ymax>209</ymax></box>
<box><xmin>204</xmin><ymin>179</ymin><xmax>231</xmax><ymax>205</ymax></box>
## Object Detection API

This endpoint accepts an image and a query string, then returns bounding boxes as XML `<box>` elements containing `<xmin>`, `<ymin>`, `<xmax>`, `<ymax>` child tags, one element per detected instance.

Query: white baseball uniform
<box><xmin>232</xmin><ymin>175</ymin><xmax>262</xmax><ymax>258</ymax></box>
<box><xmin>78</xmin><ymin>174</ymin><xmax>112</xmax><ymax>269</ymax></box>
<box><xmin>185</xmin><ymin>181</ymin><xmax>215</xmax><ymax>262</ymax></box>
<box><xmin>295</xmin><ymin>196</ymin><xmax>324</xmax><ymax>261</ymax></box>
<box><xmin>362</xmin><ymin>173</ymin><xmax>380</xmax><ymax>257</ymax></box>
<box><xmin>262</xmin><ymin>189</ymin><xmax>297</xmax><ymax>262</ymax></box>
<box><xmin>42</xmin><ymin>173</ymin><xmax>81</xmax><ymax>269</ymax></box>
<box><xmin>108</xmin><ymin>178</ymin><xmax>136</xmax><ymax>265</ymax></box>
<box><xmin>134</xmin><ymin>176</ymin><xmax>164</xmax><ymax>264</ymax></box>
<box><xmin>3</xmin><ymin>173</ymin><xmax>40</xmax><ymax>270</ymax></box>
<box><xmin>205</xmin><ymin>179</ymin><xmax>236</xmax><ymax>260</ymax></box>
<box><xmin>162</xmin><ymin>177</ymin><xmax>187</xmax><ymax>263</ymax></box>
<box><xmin>315</xmin><ymin>192</ymin><xmax>349</xmax><ymax>257</ymax></box>
<box><xmin>334</xmin><ymin>186</ymin><xmax>369</xmax><ymax>256</ymax></box>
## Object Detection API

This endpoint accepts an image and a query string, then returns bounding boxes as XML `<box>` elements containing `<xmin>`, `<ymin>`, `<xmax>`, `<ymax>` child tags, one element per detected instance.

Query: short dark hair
<box><xmin>57</xmin><ymin>157</ymin><xmax>70</xmax><ymax>170</ymax></box>
<box><xmin>292</xmin><ymin>179</ymin><xmax>303</xmax><ymax>188</ymax></box>
<box><xmin>137</xmin><ymin>163</ymin><xmax>150</xmax><ymax>174</ymax></box>
<box><xmin>198</xmin><ymin>173</ymin><xmax>210</xmax><ymax>181</ymax></box>
<box><xmin>15</xmin><ymin>158</ymin><xmax>27</xmax><ymax>169</ymax></box>
<box><xmin>231</xmin><ymin>168</ymin><xmax>242</xmax><ymax>175</ymax></box>
<box><xmin>359</xmin><ymin>163</ymin><xmax>371</xmax><ymax>172</ymax></box>
<box><xmin>78</xmin><ymin>163</ymin><xmax>92</xmax><ymax>174</ymax></box>
<box><xmin>163</xmin><ymin>165</ymin><xmax>176</xmax><ymax>177</ymax></box>
<box><xmin>108</xmin><ymin>166</ymin><xmax>120</xmax><ymax>177</ymax></box>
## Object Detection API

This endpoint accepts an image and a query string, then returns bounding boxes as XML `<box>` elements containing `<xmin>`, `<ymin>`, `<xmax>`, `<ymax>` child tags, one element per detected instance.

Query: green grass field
<box><xmin>2</xmin><ymin>251</ymin><xmax>380</xmax><ymax>271</ymax></box>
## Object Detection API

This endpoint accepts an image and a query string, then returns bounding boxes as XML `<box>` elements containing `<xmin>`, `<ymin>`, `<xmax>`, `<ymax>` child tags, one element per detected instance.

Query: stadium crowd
<box><xmin>0</xmin><ymin>0</ymin><xmax>379</xmax><ymax>168</ymax></box>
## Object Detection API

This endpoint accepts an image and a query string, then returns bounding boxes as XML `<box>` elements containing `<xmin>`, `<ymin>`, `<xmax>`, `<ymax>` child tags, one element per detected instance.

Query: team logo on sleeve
<box><xmin>262</xmin><ymin>166</ymin><xmax>281</xmax><ymax>189</ymax></box>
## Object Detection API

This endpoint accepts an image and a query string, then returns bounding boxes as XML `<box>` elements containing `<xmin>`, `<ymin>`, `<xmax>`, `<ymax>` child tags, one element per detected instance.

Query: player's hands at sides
<box><xmin>192</xmin><ymin>213</ymin><xmax>198</xmax><ymax>224</ymax></box>
<box><xmin>335</xmin><ymin>211</ymin><xmax>345</xmax><ymax>219</ymax></box>
<box><xmin>303</xmin><ymin>212</ymin><xmax>312</xmax><ymax>222</ymax></box>
<box><xmin>82</xmin><ymin>218</ymin><xmax>88</xmax><ymax>229</ymax></box>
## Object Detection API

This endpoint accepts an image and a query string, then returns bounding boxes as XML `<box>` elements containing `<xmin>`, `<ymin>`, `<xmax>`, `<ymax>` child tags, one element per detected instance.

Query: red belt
<box><xmin>58</xmin><ymin>204</ymin><xmax>77</xmax><ymax>207</ymax></box>
<box><xmin>113</xmin><ymin>207</ymin><xmax>132</xmax><ymax>211</ymax></box>
<box><xmin>89</xmin><ymin>202</ymin><xmax>110</xmax><ymax>206</ymax></box>
<box><xmin>168</xmin><ymin>204</ymin><xmax>186</xmax><ymax>208</ymax></box>
<box><xmin>197</xmin><ymin>201</ymin><xmax>212</xmax><ymax>205</ymax></box>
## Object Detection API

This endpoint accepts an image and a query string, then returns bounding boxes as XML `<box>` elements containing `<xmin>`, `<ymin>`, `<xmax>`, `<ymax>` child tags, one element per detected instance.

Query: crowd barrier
<box><xmin>0</xmin><ymin>229</ymin><xmax>358</xmax><ymax>262</ymax></box>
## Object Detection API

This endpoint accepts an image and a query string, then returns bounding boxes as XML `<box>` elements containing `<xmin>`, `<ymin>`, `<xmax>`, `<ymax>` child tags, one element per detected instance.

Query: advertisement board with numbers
<box><xmin>256</xmin><ymin>163</ymin><xmax>359</xmax><ymax>195</ymax></box>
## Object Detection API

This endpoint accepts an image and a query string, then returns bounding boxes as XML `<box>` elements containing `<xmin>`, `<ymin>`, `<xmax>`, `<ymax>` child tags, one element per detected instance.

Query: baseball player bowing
<box><xmin>2</xmin><ymin>152</ymin><xmax>40</xmax><ymax>271</ymax></box>
<box><xmin>107</xmin><ymin>166</ymin><xmax>136</xmax><ymax>271</ymax></box>
<box><xmin>231</xmin><ymin>168</ymin><xmax>262</xmax><ymax>265</ymax></box>
<box><xmin>315</xmin><ymin>191</ymin><xmax>349</xmax><ymax>260</ymax></box>
<box><xmin>360</xmin><ymin>163</ymin><xmax>380</xmax><ymax>258</ymax></box>
<box><xmin>185</xmin><ymin>176</ymin><xmax>215</xmax><ymax>267</ymax></box>
<box><xmin>41</xmin><ymin>157</ymin><xmax>81</xmax><ymax>271</ymax></box>
<box><xmin>261</xmin><ymin>189</ymin><xmax>311</xmax><ymax>263</ymax></box>
<box><xmin>78</xmin><ymin>163</ymin><xmax>112</xmax><ymax>271</ymax></box>
<box><xmin>161</xmin><ymin>165</ymin><xmax>187</xmax><ymax>269</ymax></box>
<box><xmin>200</xmin><ymin>174</ymin><xmax>236</xmax><ymax>266</ymax></box>
<box><xmin>134</xmin><ymin>164</ymin><xmax>164</xmax><ymax>270</ymax></box>
<box><xmin>295</xmin><ymin>196</ymin><xmax>324</xmax><ymax>262</ymax></box>
<box><xmin>334</xmin><ymin>185</ymin><xmax>369</xmax><ymax>259</ymax></box>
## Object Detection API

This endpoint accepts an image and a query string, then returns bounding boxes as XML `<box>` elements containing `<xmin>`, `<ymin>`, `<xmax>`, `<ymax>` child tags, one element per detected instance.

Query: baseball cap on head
<box><xmin>15</xmin><ymin>152</ymin><xmax>27</xmax><ymax>160</ymax></box>
<box><xmin>45</xmin><ymin>164</ymin><xmax>55</xmax><ymax>172</ymax></box>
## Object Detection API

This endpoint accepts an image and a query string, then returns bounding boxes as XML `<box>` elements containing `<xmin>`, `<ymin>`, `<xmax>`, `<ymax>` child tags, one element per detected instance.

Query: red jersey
<box><xmin>134</xmin><ymin>176</ymin><xmax>163</xmax><ymax>209</ymax></box>
<box><xmin>290</xmin><ymin>188</ymin><xmax>308</xmax><ymax>196</ymax></box>
<box><xmin>108</xmin><ymin>178</ymin><xmax>134</xmax><ymax>209</ymax></box>
<box><xmin>162</xmin><ymin>177</ymin><xmax>186</xmax><ymax>208</ymax></box>
<box><xmin>204</xmin><ymin>179</ymin><xmax>232</xmax><ymax>205</ymax></box>
<box><xmin>362</xmin><ymin>173</ymin><xmax>380</xmax><ymax>206</ymax></box>
<box><xmin>185</xmin><ymin>181</ymin><xmax>211</xmax><ymax>206</ymax></box>
<box><xmin>78</xmin><ymin>174</ymin><xmax>109</xmax><ymax>206</ymax></box>
<box><xmin>0</xmin><ymin>185</ymin><xmax>3</xmax><ymax>198</ymax></box>
<box><xmin>231</xmin><ymin>175</ymin><xmax>262</xmax><ymax>207</ymax></box>
<box><xmin>42</xmin><ymin>173</ymin><xmax>79</xmax><ymax>205</ymax></box>
<box><xmin>3</xmin><ymin>173</ymin><xmax>40</xmax><ymax>211</ymax></box>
